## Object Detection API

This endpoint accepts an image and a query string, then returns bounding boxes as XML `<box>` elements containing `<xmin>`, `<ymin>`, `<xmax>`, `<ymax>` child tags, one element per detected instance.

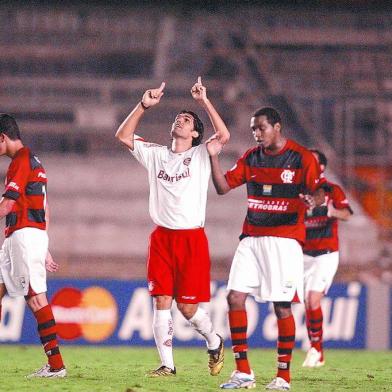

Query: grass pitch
<box><xmin>0</xmin><ymin>346</ymin><xmax>391</xmax><ymax>391</ymax></box>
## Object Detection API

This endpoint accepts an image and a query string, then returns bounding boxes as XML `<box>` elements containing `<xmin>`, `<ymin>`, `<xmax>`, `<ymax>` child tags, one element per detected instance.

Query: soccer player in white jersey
<box><xmin>115</xmin><ymin>77</ymin><xmax>230</xmax><ymax>377</ymax></box>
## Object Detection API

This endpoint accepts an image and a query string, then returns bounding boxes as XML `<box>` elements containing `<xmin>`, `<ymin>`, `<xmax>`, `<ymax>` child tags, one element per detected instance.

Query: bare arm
<box><xmin>191</xmin><ymin>77</ymin><xmax>230</xmax><ymax>144</ymax></box>
<box><xmin>327</xmin><ymin>201</ymin><xmax>352</xmax><ymax>221</ymax></box>
<box><xmin>115</xmin><ymin>82</ymin><xmax>166</xmax><ymax>150</ymax></box>
<box><xmin>42</xmin><ymin>203</ymin><xmax>59</xmax><ymax>272</ymax></box>
<box><xmin>0</xmin><ymin>197</ymin><xmax>15</xmax><ymax>219</ymax></box>
<box><xmin>209</xmin><ymin>154</ymin><xmax>231</xmax><ymax>195</ymax></box>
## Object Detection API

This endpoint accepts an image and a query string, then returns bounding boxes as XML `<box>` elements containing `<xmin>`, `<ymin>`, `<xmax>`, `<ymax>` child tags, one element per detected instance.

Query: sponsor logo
<box><xmin>38</xmin><ymin>172</ymin><xmax>47</xmax><ymax>179</ymax></box>
<box><xmin>305</xmin><ymin>217</ymin><xmax>328</xmax><ymax>229</ymax></box>
<box><xmin>280</xmin><ymin>169</ymin><xmax>295</xmax><ymax>184</ymax></box>
<box><xmin>263</xmin><ymin>184</ymin><xmax>272</xmax><ymax>195</ymax></box>
<box><xmin>248</xmin><ymin>198</ymin><xmax>289</xmax><ymax>212</ymax></box>
<box><xmin>284</xmin><ymin>281</ymin><xmax>293</xmax><ymax>289</ymax></box>
<box><xmin>180</xmin><ymin>295</ymin><xmax>196</xmax><ymax>300</ymax></box>
<box><xmin>8</xmin><ymin>181</ymin><xmax>19</xmax><ymax>191</ymax></box>
<box><xmin>157</xmin><ymin>168</ymin><xmax>190</xmax><ymax>183</ymax></box>
<box><xmin>183</xmin><ymin>158</ymin><xmax>191</xmax><ymax>166</ymax></box>
<box><xmin>277</xmin><ymin>361</ymin><xmax>288</xmax><ymax>369</ymax></box>
<box><xmin>51</xmin><ymin>286</ymin><xmax>118</xmax><ymax>342</ymax></box>
<box><xmin>163</xmin><ymin>339</ymin><xmax>172</xmax><ymax>347</ymax></box>
<box><xmin>168</xmin><ymin>319</ymin><xmax>173</xmax><ymax>335</ymax></box>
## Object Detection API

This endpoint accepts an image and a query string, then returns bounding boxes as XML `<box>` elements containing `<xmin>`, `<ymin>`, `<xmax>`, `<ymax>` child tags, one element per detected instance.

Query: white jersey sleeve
<box><xmin>129</xmin><ymin>135</ymin><xmax>163</xmax><ymax>170</ymax></box>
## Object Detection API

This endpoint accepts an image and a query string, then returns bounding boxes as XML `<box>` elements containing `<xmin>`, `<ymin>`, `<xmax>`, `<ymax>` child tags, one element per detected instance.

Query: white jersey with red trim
<box><xmin>130</xmin><ymin>136</ymin><xmax>211</xmax><ymax>229</ymax></box>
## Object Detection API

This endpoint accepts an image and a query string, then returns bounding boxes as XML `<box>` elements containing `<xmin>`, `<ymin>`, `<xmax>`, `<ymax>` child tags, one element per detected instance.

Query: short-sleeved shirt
<box><xmin>304</xmin><ymin>181</ymin><xmax>353</xmax><ymax>256</ymax></box>
<box><xmin>130</xmin><ymin>136</ymin><xmax>211</xmax><ymax>229</ymax></box>
<box><xmin>3</xmin><ymin>147</ymin><xmax>47</xmax><ymax>237</ymax></box>
<box><xmin>225</xmin><ymin>139</ymin><xmax>322</xmax><ymax>244</ymax></box>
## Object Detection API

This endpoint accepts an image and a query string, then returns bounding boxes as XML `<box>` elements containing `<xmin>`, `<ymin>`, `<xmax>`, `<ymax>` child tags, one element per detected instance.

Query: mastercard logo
<box><xmin>51</xmin><ymin>286</ymin><xmax>118</xmax><ymax>342</ymax></box>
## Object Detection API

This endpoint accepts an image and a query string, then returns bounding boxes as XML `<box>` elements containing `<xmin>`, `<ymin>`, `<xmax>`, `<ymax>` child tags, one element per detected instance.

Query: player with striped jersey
<box><xmin>0</xmin><ymin>114</ymin><xmax>66</xmax><ymax>378</ymax></box>
<box><xmin>302</xmin><ymin>149</ymin><xmax>353</xmax><ymax>368</ymax></box>
<box><xmin>207</xmin><ymin>107</ymin><xmax>322</xmax><ymax>390</ymax></box>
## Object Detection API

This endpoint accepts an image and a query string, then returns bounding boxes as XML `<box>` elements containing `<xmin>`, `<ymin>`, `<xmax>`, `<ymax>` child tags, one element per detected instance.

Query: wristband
<box><xmin>140</xmin><ymin>101</ymin><xmax>150</xmax><ymax>110</ymax></box>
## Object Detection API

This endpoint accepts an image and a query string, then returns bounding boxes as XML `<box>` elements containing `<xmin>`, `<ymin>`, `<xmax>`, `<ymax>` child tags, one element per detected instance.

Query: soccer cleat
<box><xmin>220</xmin><ymin>370</ymin><xmax>256</xmax><ymax>389</ymax></box>
<box><xmin>208</xmin><ymin>334</ymin><xmax>224</xmax><ymax>376</ymax></box>
<box><xmin>265</xmin><ymin>377</ymin><xmax>290</xmax><ymax>390</ymax></box>
<box><xmin>26</xmin><ymin>364</ymin><xmax>67</xmax><ymax>378</ymax></box>
<box><xmin>146</xmin><ymin>365</ymin><xmax>176</xmax><ymax>377</ymax></box>
<box><xmin>302</xmin><ymin>347</ymin><xmax>325</xmax><ymax>368</ymax></box>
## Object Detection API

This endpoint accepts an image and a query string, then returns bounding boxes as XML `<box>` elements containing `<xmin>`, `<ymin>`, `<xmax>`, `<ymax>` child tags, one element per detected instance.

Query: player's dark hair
<box><xmin>253</xmin><ymin>107</ymin><xmax>282</xmax><ymax>127</ymax></box>
<box><xmin>310</xmin><ymin>149</ymin><xmax>328</xmax><ymax>167</ymax></box>
<box><xmin>180</xmin><ymin>110</ymin><xmax>204</xmax><ymax>146</ymax></box>
<box><xmin>0</xmin><ymin>114</ymin><xmax>21</xmax><ymax>141</ymax></box>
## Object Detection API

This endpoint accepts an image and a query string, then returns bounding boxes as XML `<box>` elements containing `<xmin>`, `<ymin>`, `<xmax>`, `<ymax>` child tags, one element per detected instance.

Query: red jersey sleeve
<box><xmin>3</xmin><ymin>155</ymin><xmax>30</xmax><ymax>200</ymax></box>
<box><xmin>331</xmin><ymin>184</ymin><xmax>353</xmax><ymax>213</ymax></box>
<box><xmin>302</xmin><ymin>150</ymin><xmax>323</xmax><ymax>193</ymax></box>
<box><xmin>224</xmin><ymin>154</ymin><xmax>247</xmax><ymax>189</ymax></box>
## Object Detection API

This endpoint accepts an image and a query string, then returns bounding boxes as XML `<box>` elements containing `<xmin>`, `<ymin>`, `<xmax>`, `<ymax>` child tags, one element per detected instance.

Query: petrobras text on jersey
<box><xmin>0</xmin><ymin>280</ymin><xmax>368</xmax><ymax>348</ymax></box>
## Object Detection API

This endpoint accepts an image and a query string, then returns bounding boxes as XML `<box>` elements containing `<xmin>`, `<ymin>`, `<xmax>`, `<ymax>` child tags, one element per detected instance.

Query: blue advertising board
<box><xmin>0</xmin><ymin>280</ymin><xmax>366</xmax><ymax>349</ymax></box>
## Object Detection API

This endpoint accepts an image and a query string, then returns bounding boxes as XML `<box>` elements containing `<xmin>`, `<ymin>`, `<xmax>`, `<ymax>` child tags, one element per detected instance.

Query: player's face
<box><xmin>250</xmin><ymin>115</ymin><xmax>281</xmax><ymax>149</ymax></box>
<box><xmin>171</xmin><ymin>113</ymin><xmax>198</xmax><ymax>141</ymax></box>
<box><xmin>0</xmin><ymin>134</ymin><xmax>6</xmax><ymax>156</ymax></box>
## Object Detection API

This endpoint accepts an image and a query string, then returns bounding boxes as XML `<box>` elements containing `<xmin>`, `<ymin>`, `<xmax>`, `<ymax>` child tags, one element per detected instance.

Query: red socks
<box><xmin>34</xmin><ymin>305</ymin><xmax>64</xmax><ymax>370</ymax></box>
<box><xmin>276</xmin><ymin>315</ymin><xmax>295</xmax><ymax>383</ymax></box>
<box><xmin>229</xmin><ymin>309</ymin><xmax>251</xmax><ymax>374</ymax></box>
<box><xmin>308</xmin><ymin>307</ymin><xmax>323</xmax><ymax>357</ymax></box>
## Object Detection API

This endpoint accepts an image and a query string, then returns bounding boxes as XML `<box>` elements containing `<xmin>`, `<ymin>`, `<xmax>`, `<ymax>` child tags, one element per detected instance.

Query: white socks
<box><xmin>189</xmin><ymin>307</ymin><xmax>220</xmax><ymax>350</ymax></box>
<box><xmin>153</xmin><ymin>309</ymin><xmax>175</xmax><ymax>370</ymax></box>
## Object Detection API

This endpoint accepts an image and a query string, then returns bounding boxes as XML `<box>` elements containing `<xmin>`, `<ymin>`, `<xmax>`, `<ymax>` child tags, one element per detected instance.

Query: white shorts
<box><xmin>303</xmin><ymin>251</ymin><xmax>339</xmax><ymax>294</ymax></box>
<box><xmin>0</xmin><ymin>228</ymin><xmax>48</xmax><ymax>297</ymax></box>
<box><xmin>227</xmin><ymin>236</ymin><xmax>304</xmax><ymax>303</ymax></box>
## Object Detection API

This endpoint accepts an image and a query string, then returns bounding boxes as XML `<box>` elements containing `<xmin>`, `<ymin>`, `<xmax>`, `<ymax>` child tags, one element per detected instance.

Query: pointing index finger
<box><xmin>197</xmin><ymin>76</ymin><xmax>202</xmax><ymax>85</ymax></box>
<box><xmin>158</xmin><ymin>82</ymin><xmax>166</xmax><ymax>92</ymax></box>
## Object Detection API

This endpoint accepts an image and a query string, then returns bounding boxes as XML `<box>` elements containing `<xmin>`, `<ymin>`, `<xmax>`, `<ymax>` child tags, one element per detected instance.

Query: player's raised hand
<box><xmin>45</xmin><ymin>251</ymin><xmax>59</xmax><ymax>273</ymax></box>
<box><xmin>299</xmin><ymin>193</ymin><xmax>316</xmax><ymax>210</ymax></box>
<box><xmin>206</xmin><ymin>135</ymin><xmax>224</xmax><ymax>157</ymax></box>
<box><xmin>327</xmin><ymin>199</ymin><xmax>336</xmax><ymax>218</ymax></box>
<box><xmin>141</xmin><ymin>82</ymin><xmax>166</xmax><ymax>109</ymax></box>
<box><xmin>191</xmin><ymin>76</ymin><xmax>208</xmax><ymax>103</ymax></box>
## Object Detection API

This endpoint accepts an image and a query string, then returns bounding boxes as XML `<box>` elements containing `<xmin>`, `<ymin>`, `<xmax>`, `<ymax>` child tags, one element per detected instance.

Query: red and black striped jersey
<box><xmin>225</xmin><ymin>139</ymin><xmax>322</xmax><ymax>244</ymax></box>
<box><xmin>303</xmin><ymin>181</ymin><xmax>353</xmax><ymax>256</ymax></box>
<box><xmin>3</xmin><ymin>147</ymin><xmax>47</xmax><ymax>237</ymax></box>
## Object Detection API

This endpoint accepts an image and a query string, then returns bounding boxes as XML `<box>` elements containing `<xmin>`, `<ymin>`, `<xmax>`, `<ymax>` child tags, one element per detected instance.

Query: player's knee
<box><xmin>227</xmin><ymin>291</ymin><xmax>246</xmax><ymax>309</ymax></box>
<box><xmin>305</xmin><ymin>292</ymin><xmax>322</xmax><ymax>310</ymax></box>
<box><xmin>176</xmin><ymin>303</ymin><xmax>197</xmax><ymax>320</ymax></box>
<box><xmin>25</xmin><ymin>293</ymin><xmax>48</xmax><ymax>312</ymax></box>
<box><xmin>273</xmin><ymin>301</ymin><xmax>292</xmax><ymax>319</ymax></box>
<box><xmin>0</xmin><ymin>283</ymin><xmax>7</xmax><ymax>300</ymax></box>
<box><xmin>154</xmin><ymin>295</ymin><xmax>172</xmax><ymax>310</ymax></box>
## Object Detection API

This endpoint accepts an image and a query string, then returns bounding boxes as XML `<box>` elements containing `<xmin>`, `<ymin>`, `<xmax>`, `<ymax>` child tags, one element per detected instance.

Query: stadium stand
<box><xmin>0</xmin><ymin>4</ymin><xmax>390</xmax><ymax>280</ymax></box>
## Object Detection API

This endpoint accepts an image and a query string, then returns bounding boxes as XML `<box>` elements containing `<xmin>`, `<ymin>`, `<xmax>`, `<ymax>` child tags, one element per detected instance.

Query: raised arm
<box><xmin>209</xmin><ymin>153</ymin><xmax>231</xmax><ymax>195</ymax></box>
<box><xmin>115</xmin><ymin>82</ymin><xmax>165</xmax><ymax>150</ymax></box>
<box><xmin>327</xmin><ymin>201</ymin><xmax>352</xmax><ymax>221</ymax></box>
<box><xmin>191</xmin><ymin>77</ymin><xmax>230</xmax><ymax>144</ymax></box>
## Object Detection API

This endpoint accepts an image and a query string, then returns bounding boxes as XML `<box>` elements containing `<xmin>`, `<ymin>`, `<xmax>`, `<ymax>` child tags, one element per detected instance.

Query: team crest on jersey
<box><xmin>183</xmin><ymin>158</ymin><xmax>191</xmax><ymax>166</ymax></box>
<box><xmin>280</xmin><ymin>169</ymin><xmax>295</xmax><ymax>184</ymax></box>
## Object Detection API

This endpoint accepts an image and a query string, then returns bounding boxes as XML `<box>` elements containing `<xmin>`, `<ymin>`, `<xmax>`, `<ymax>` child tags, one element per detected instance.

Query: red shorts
<box><xmin>147</xmin><ymin>226</ymin><xmax>211</xmax><ymax>304</ymax></box>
